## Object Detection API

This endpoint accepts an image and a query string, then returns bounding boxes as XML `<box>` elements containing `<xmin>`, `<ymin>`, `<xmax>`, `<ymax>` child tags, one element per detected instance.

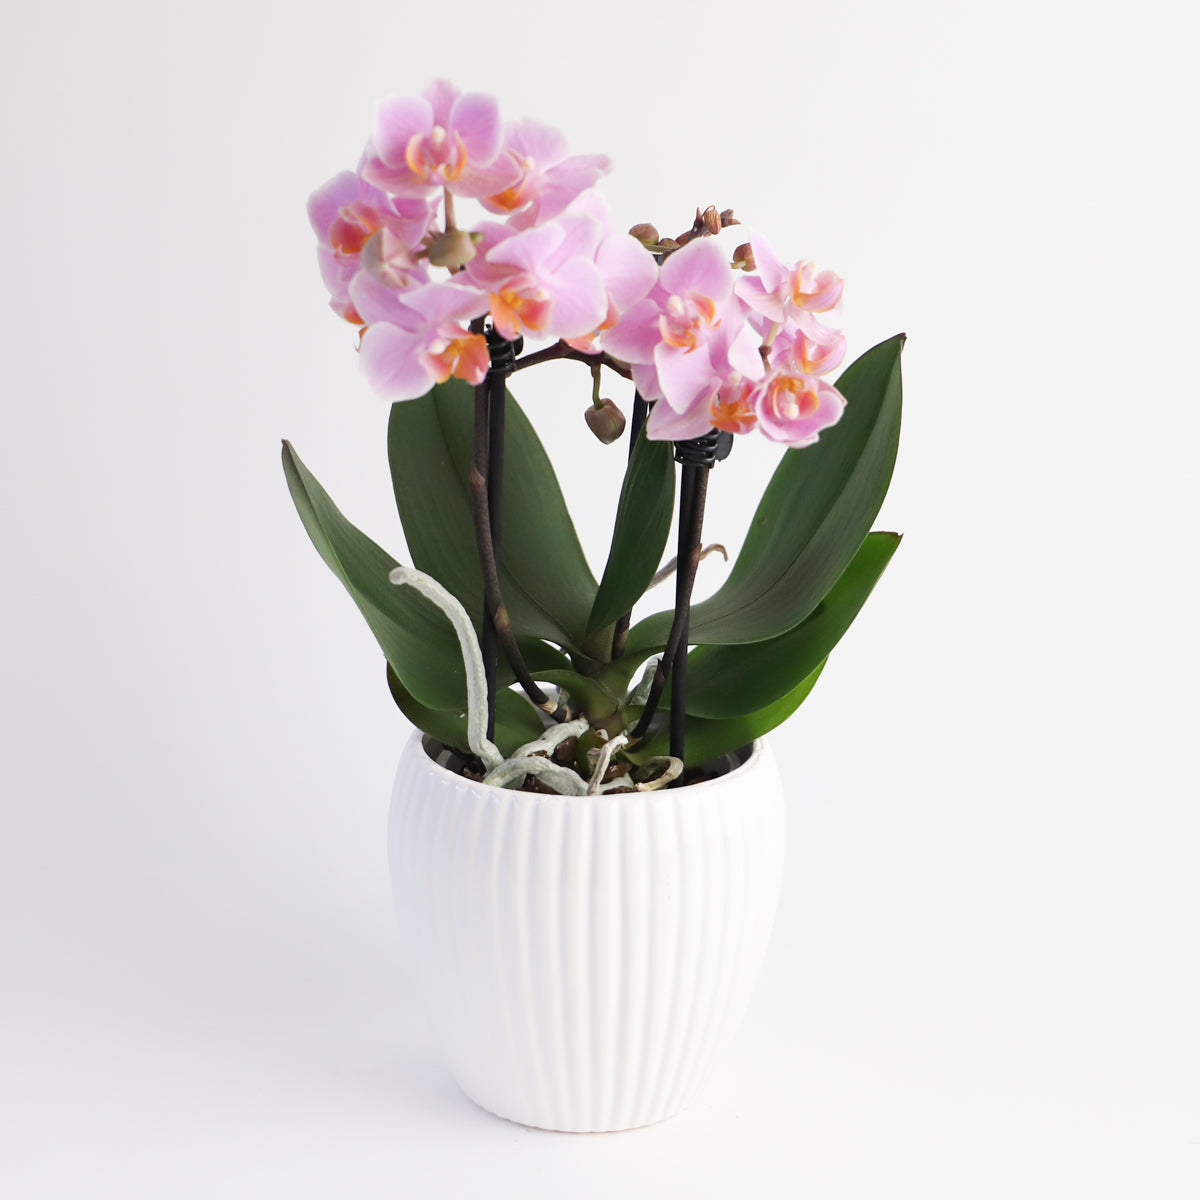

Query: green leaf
<box><xmin>517</xmin><ymin>639</ymin><xmax>574</xmax><ymax>676</ymax></box>
<box><xmin>586</xmin><ymin>428</ymin><xmax>675</xmax><ymax>636</ymax></box>
<box><xmin>679</xmin><ymin>532</ymin><xmax>900</xmax><ymax>719</ymax></box>
<box><xmin>388</xmin><ymin>380</ymin><xmax>597</xmax><ymax>651</ymax></box>
<box><xmin>536</xmin><ymin>669</ymin><xmax>624</xmax><ymax>723</ymax></box>
<box><xmin>625</xmin><ymin>334</ymin><xmax>904</xmax><ymax>655</ymax></box>
<box><xmin>385</xmin><ymin>665</ymin><xmax>546</xmax><ymax>758</ymax></box>
<box><xmin>283</xmin><ymin>440</ymin><xmax>466</xmax><ymax>711</ymax></box>
<box><xmin>627</xmin><ymin>660</ymin><xmax>827</xmax><ymax>768</ymax></box>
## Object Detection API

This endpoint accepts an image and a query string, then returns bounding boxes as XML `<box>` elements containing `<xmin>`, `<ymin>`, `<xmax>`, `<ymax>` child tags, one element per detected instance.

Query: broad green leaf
<box><xmin>625</xmin><ymin>334</ymin><xmax>904</xmax><ymax>655</ymax></box>
<box><xmin>678</xmin><ymin>532</ymin><xmax>900</xmax><ymax>719</ymax></box>
<box><xmin>586</xmin><ymin>429</ymin><xmax>675</xmax><ymax>636</ymax></box>
<box><xmin>626</xmin><ymin>660</ymin><xmax>826</xmax><ymax>768</ymax></box>
<box><xmin>517</xmin><ymin>639</ymin><xmax>574</xmax><ymax>676</ymax></box>
<box><xmin>283</xmin><ymin>440</ymin><xmax>466</xmax><ymax>711</ymax></box>
<box><xmin>536</xmin><ymin>669</ymin><xmax>624</xmax><ymax>723</ymax></box>
<box><xmin>388</xmin><ymin>380</ymin><xmax>597</xmax><ymax>651</ymax></box>
<box><xmin>385</xmin><ymin>665</ymin><xmax>546</xmax><ymax>758</ymax></box>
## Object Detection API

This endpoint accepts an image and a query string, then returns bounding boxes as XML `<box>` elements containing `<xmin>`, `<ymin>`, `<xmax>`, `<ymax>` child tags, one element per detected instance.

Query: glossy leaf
<box><xmin>625</xmin><ymin>334</ymin><xmax>904</xmax><ymax>655</ymax></box>
<box><xmin>386</xmin><ymin>665</ymin><xmax>546</xmax><ymax>758</ymax></box>
<box><xmin>626</xmin><ymin>660</ymin><xmax>826</xmax><ymax>768</ymax></box>
<box><xmin>586</xmin><ymin>428</ymin><xmax>675</xmax><ymax>636</ymax></box>
<box><xmin>679</xmin><ymin>532</ymin><xmax>900</xmax><ymax>719</ymax></box>
<box><xmin>536</xmin><ymin>669</ymin><xmax>624</xmax><ymax>723</ymax></box>
<box><xmin>388</xmin><ymin>380</ymin><xmax>597</xmax><ymax>651</ymax></box>
<box><xmin>283</xmin><ymin>440</ymin><xmax>467</xmax><ymax>711</ymax></box>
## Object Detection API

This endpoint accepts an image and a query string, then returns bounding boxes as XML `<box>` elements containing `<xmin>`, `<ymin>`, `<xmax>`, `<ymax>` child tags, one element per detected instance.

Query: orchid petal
<box><xmin>359</xmin><ymin>324</ymin><xmax>436</xmax><ymax>400</ymax></box>
<box><xmin>449</xmin><ymin>91</ymin><xmax>504</xmax><ymax>166</ymax></box>
<box><xmin>596</xmin><ymin>233</ymin><xmax>658</xmax><ymax>309</ymax></box>
<box><xmin>542</xmin><ymin>258</ymin><xmax>606</xmax><ymax>338</ymax></box>
<box><xmin>372</xmin><ymin>95</ymin><xmax>434</xmax><ymax>167</ymax></box>
<box><xmin>655</xmin><ymin>341</ymin><xmax>716</xmax><ymax>412</ymax></box>
<box><xmin>505</xmin><ymin>117</ymin><xmax>569</xmax><ymax>166</ymax></box>
<box><xmin>645</xmin><ymin>398</ymin><xmax>715</xmax><ymax>441</ymax></box>
<box><xmin>749</xmin><ymin>230</ymin><xmax>788</xmax><ymax>293</ymax></box>
<box><xmin>659</xmin><ymin>237</ymin><xmax>733</xmax><ymax>302</ymax></box>
<box><xmin>602</xmin><ymin>298</ymin><xmax>662</xmax><ymax>362</ymax></box>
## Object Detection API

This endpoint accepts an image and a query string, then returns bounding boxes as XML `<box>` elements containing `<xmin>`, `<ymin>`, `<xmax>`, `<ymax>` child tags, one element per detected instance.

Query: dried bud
<box><xmin>732</xmin><ymin>241</ymin><xmax>756</xmax><ymax>271</ymax></box>
<box><xmin>720</xmin><ymin>208</ymin><xmax>739</xmax><ymax>228</ymax></box>
<box><xmin>423</xmin><ymin>228</ymin><xmax>482</xmax><ymax>269</ymax></box>
<box><xmin>629</xmin><ymin>222</ymin><xmax>660</xmax><ymax>247</ymax></box>
<box><xmin>584</xmin><ymin>397</ymin><xmax>627</xmax><ymax>444</ymax></box>
<box><xmin>701</xmin><ymin>205</ymin><xmax>722</xmax><ymax>236</ymax></box>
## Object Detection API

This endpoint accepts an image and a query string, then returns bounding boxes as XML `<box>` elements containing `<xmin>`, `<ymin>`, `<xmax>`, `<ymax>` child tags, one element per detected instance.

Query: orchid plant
<box><xmin>284</xmin><ymin>80</ymin><xmax>903</xmax><ymax>794</ymax></box>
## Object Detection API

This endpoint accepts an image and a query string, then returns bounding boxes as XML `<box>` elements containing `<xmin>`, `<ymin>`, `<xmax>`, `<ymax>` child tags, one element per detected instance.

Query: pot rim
<box><xmin>402</xmin><ymin>728</ymin><xmax>767</xmax><ymax>804</ymax></box>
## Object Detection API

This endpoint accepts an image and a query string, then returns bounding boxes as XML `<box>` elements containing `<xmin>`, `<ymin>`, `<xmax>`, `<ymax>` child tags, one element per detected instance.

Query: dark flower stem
<box><xmin>470</xmin><ymin>337</ymin><xmax>552</xmax><ymax>735</ymax></box>
<box><xmin>610</xmin><ymin>391</ymin><xmax>651</xmax><ymax>661</ymax></box>
<box><xmin>630</xmin><ymin>459</ymin><xmax>709</xmax><ymax>748</ymax></box>
<box><xmin>511</xmin><ymin>340</ymin><xmax>632</xmax><ymax>379</ymax></box>
<box><xmin>669</xmin><ymin>464</ymin><xmax>705</xmax><ymax>769</ymax></box>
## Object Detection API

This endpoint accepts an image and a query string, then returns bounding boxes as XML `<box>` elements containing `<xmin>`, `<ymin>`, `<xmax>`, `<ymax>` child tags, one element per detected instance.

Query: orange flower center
<box><xmin>404</xmin><ymin>125</ymin><xmax>468</xmax><ymax>183</ymax></box>
<box><xmin>490</xmin><ymin>286</ymin><xmax>552</xmax><ymax>339</ymax></box>
<box><xmin>424</xmin><ymin>331</ymin><xmax>489</xmax><ymax>384</ymax></box>
<box><xmin>659</xmin><ymin>292</ymin><xmax>719</xmax><ymax>351</ymax></box>
<box><xmin>766</xmin><ymin>375</ymin><xmax>820</xmax><ymax>420</ymax></box>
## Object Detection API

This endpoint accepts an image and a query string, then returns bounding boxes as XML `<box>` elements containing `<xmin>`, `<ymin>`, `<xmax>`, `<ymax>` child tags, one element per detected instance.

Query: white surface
<box><xmin>2</xmin><ymin>0</ymin><xmax>1197</xmax><ymax>1195</ymax></box>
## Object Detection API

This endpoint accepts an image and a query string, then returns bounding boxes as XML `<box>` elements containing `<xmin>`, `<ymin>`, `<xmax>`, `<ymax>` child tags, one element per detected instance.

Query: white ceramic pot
<box><xmin>388</xmin><ymin>730</ymin><xmax>786</xmax><ymax>1132</ymax></box>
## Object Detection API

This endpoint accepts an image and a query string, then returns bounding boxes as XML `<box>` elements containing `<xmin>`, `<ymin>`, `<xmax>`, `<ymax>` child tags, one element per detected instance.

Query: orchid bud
<box><xmin>720</xmin><ymin>208</ymin><xmax>739</xmax><ymax>228</ymax></box>
<box><xmin>701</xmin><ymin>205</ymin><xmax>722</xmax><ymax>236</ymax></box>
<box><xmin>584</xmin><ymin>397</ymin><xmax>627</xmax><ymax>444</ymax></box>
<box><xmin>423</xmin><ymin>228</ymin><xmax>482</xmax><ymax>269</ymax></box>
<box><xmin>629</xmin><ymin>222</ymin><xmax>660</xmax><ymax>247</ymax></box>
<box><xmin>732</xmin><ymin>241</ymin><xmax>756</xmax><ymax>271</ymax></box>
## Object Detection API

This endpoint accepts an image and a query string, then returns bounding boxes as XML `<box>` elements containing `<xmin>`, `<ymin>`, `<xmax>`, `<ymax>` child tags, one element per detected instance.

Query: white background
<box><xmin>3</xmin><ymin>0</ymin><xmax>1197</xmax><ymax>1195</ymax></box>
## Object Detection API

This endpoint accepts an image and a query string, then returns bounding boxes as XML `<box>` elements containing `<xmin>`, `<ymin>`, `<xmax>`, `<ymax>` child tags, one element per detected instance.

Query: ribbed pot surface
<box><xmin>388</xmin><ymin>732</ymin><xmax>786</xmax><ymax>1132</ymax></box>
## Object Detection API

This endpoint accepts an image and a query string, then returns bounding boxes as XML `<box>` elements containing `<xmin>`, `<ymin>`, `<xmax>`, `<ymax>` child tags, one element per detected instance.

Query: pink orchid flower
<box><xmin>767</xmin><ymin>314</ymin><xmax>847</xmax><ymax>377</ymax></box>
<box><xmin>556</xmin><ymin>192</ymin><xmax>657</xmax><ymax>353</ymax></box>
<box><xmin>363</xmin><ymin>80</ymin><xmax>518</xmax><ymax>200</ymax></box>
<box><xmin>754</xmin><ymin>369</ymin><xmax>845</xmax><ymax>447</ymax></box>
<box><xmin>466</xmin><ymin>214</ymin><xmax>608</xmax><ymax>342</ymax></box>
<box><xmin>644</xmin><ymin>366</ymin><xmax>765</xmax><ymax>442</ymax></box>
<box><xmin>308</xmin><ymin>171</ymin><xmax>433</xmax><ymax>322</ymax></box>
<box><xmin>480</xmin><ymin>118</ymin><xmax>612</xmax><ymax>230</ymax></box>
<box><xmin>604</xmin><ymin>238</ymin><xmax>761</xmax><ymax>418</ymax></box>
<box><xmin>350</xmin><ymin>276</ymin><xmax>490</xmax><ymax>400</ymax></box>
<box><xmin>735</xmin><ymin>230</ymin><xmax>843</xmax><ymax>323</ymax></box>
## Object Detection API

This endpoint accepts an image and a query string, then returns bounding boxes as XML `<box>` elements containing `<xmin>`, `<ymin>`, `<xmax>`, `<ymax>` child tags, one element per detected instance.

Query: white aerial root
<box><xmin>481</xmin><ymin>718</ymin><xmax>590</xmax><ymax>790</ymax></box>
<box><xmin>631</xmin><ymin>756</ymin><xmax>683</xmax><ymax>791</ymax></box>
<box><xmin>587</xmin><ymin>733</ymin><xmax>629</xmax><ymax>794</ymax></box>
<box><xmin>506</xmin><ymin>717</ymin><xmax>590</xmax><ymax>763</ymax></box>
<box><xmin>388</xmin><ymin>564</ymin><xmax>503</xmax><ymax>771</ymax></box>
<box><xmin>482</xmin><ymin>755</ymin><xmax>590</xmax><ymax>795</ymax></box>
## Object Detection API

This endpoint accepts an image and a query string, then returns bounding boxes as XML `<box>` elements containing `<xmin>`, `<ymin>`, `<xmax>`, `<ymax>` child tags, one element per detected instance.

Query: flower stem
<box><xmin>610</xmin><ymin>390</ymin><xmax>651</xmax><ymax>661</ymax></box>
<box><xmin>470</xmin><ymin>349</ymin><xmax>553</xmax><ymax>726</ymax></box>
<box><xmin>629</xmin><ymin>458</ymin><xmax>710</xmax><ymax>750</ymax></box>
<box><xmin>511</xmin><ymin>340</ymin><xmax>633</xmax><ymax>379</ymax></box>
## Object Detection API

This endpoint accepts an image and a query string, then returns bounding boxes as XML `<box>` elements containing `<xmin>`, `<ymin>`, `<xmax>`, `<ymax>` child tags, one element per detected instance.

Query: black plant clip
<box><xmin>673</xmin><ymin>428</ymin><xmax>733</xmax><ymax>467</ymax></box>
